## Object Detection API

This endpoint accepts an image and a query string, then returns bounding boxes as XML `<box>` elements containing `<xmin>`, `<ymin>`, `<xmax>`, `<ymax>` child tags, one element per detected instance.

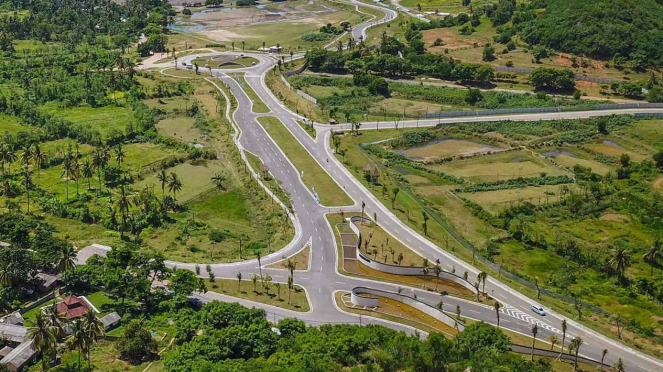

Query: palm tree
<box><xmin>494</xmin><ymin>302</ymin><xmax>501</xmax><ymax>328</ymax></box>
<box><xmin>66</xmin><ymin>319</ymin><xmax>87</xmax><ymax>371</ymax></box>
<box><xmin>642</xmin><ymin>238</ymin><xmax>662</xmax><ymax>276</ymax></box>
<box><xmin>83</xmin><ymin>310</ymin><xmax>104</xmax><ymax>371</ymax></box>
<box><xmin>0</xmin><ymin>142</ymin><xmax>14</xmax><ymax>175</ymax></box>
<box><xmin>82</xmin><ymin>158</ymin><xmax>93</xmax><ymax>190</ymax></box>
<box><xmin>33</xmin><ymin>143</ymin><xmax>47</xmax><ymax>185</ymax></box>
<box><xmin>560</xmin><ymin>319</ymin><xmax>567</xmax><ymax>358</ymax></box>
<box><xmin>21</xmin><ymin>166</ymin><xmax>32</xmax><ymax>213</ymax></box>
<box><xmin>168</xmin><ymin>172</ymin><xmax>183</xmax><ymax>202</ymax></box>
<box><xmin>615</xmin><ymin>358</ymin><xmax>625</xmax><ymax>372</ymax></box>
<box><xmin>20</xmin><ymin>143</ymin><xmax>32</xmax><ymax>168</ymax></box>
<box><xmin>28</xmin><ymin>312</ymin><xmax>56</xmax><ymax>371</ymax></box>
<box><xmin>286</xmin><ymin>259</ymin><xmax>296</xmax><ymax>287</ymax></box>
<box><xmin>43</xmin><ymin>302</ymin><xmax>67</xmax><ymax>337</ymax></box>
<box><xmin>287</xmin><ymin>275</ymin><xmax>293</xmax><ymax>304</ymax></box>
<box><xmin>237</xmin><ymin>272</ymin><xmax>242</xmax><ymax>291</ymax></box>
<box><xmin>115</xmin><ymin>144</ymin><xmax>125</xmax><ymax>166</ymax></box>
<box><xmin>256</xmin><ymin>252</ymin><xmax>264</xmax><ymax>287</ymax></box>
<box><xmin>72</xmin><ymin>157</ymin><xmax>81</xmax><ymax>198</ymax></box>
<box><xmin>571</xmin><ymin>337</ymin><xmax>583</xmax><ymax>371</ymax></box>
<box><xmin>92</xmin><ymin>146</ymin><xmax>109</xmax><ymax>197</ymax></box>
<box><xmin>57</xmin><ymin>244</ymin><xmax>77</xmax><ymax>274</ymax></box>
<box><xmin>61</xmin><ymin>156</ymin><xmax>74</xmax><ymax>201</ymax></box>
<box><xmin>156</xmin><ymin>169</ymin><xmax>168</xmax><ymax>197</ymax></box>
<box><xmin>422</xmin><ymin>266</ymin><xmax>429</xmax><ymax>280</ymax></box>
<box><xmin>116</xmin><ymin>185</ymin><xmax>133</xmax><ymax>238</ymax></box>
<box><xmin>600</xmin><ymin>349</ymin><xmax>608</xmax><ymax>371</ymax></box>
<box><xmin>478</xmin><ymin>271</ymin><xmax>488</xmax><ymax>295</ymax></box>
<box><xmin>548</xmin><ymin>334</ymin><xmax>558</xmax><ymax>351</ymax></box>
<box><xmin>608</xmin><ymin>248</ymin><xmax>631</xmax><ymax>278</ymax></box>
<box><xmin>251</xmin><ymin>274</ymin><xmax>258</xmax><ymax>292</ymax></box>
<box><xmin>530</xmin><ymin>323</ymin><xmax>538</xmax><ymax>361</ymax></box>
<box><xmin>211</xmin><ymin>172</ymin><xmax>227</xmax><ymax>190</ymax></box>
<box><xmin>433</xmin><ymin>264</ymin><xmax>442</xmax><ymax>290</ymax></box>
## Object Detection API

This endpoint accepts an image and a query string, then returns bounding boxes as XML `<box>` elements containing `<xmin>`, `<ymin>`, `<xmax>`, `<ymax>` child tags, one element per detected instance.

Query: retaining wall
<box><xmin>351</xmin><ymin>286</ymin><xmax>464</xmax><ymax>331</ymax></box>
<box><xmin>348</xmin><ymin>216</ymin><xmax>478</xmax><ymax>294</ymax></box>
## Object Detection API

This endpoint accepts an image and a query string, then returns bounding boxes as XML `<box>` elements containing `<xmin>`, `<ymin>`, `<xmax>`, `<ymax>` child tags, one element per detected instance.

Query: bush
<box><xmin>117</xmin><ymin>321</ymin><xmax>158</xmax><ymax>364</ymax></box>
<box><xmin>529</xmin><ymin>67</ymin><xmax>575</xmax><ymax>91</ymax></box>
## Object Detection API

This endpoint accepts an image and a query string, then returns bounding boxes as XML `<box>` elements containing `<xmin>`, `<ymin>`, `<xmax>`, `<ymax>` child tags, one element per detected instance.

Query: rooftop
<box><xmin>0</xmin><ymin>340</ymin><xmax>36</xmax><ymax>371</ymax></box>
<box><xmin>56</xmin><ymin>295</ymin><xmax>92</xmax><ymax>319</ymax></box>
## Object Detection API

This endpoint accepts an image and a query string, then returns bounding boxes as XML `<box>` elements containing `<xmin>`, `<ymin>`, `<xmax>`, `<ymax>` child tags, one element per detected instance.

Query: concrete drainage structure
<box><xmin>348</xmin><ymin>216</ymin><xmax>478</xmax><ymax>295</ymax></box>
<box><xmin>350</xmin><ymin>286</ymin><xmax>464</xmax><ymax>331</ymax></box>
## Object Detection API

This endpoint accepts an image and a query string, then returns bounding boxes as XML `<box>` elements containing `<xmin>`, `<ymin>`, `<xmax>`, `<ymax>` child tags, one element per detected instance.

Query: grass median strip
<box><xmin>258</xmin><ymin>116</ymin><xmax>353</xmax><ymax>206</ymax></box>
<box><xmin>208</xmin><ymin>278</ymin><xmax>309</xmax><ymax>312</ymax></box>
<box><xmin>233</xmin><ymin>73</ymin><xmax>270</xmax><ymax>113</ymax></box>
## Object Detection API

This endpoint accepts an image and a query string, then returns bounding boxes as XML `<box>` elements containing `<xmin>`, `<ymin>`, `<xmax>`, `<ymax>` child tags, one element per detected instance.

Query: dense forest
<box><xmin>163</xmin><ymin>301</ymin><xmax>553</xmax><ymax>372</ymax></box>
<box><xmin>517</xmin><ymin>0</ymin><xmax>663</xmax><ymax>67</ymax></box>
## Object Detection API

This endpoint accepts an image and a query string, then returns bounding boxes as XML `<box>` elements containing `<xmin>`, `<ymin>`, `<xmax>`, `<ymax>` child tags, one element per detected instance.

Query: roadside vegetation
<box><xmin>333</xmin><ymin>115</ymin><xmax>663</xmax><ymax>355</ymax></box>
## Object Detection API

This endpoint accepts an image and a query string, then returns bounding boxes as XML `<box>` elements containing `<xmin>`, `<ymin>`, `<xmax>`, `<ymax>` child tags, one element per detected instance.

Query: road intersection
<box><xmin>93</xmin><ymin>2</ymin><xmax>663</xmax><ymax>370</ymax></box>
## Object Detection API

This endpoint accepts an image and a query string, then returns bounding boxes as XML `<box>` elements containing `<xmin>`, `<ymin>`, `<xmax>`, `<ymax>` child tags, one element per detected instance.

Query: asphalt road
<box><xmin>94</xmin><ymin>2</ymin><xmax>663</xmax><ymax>370</ymax></box>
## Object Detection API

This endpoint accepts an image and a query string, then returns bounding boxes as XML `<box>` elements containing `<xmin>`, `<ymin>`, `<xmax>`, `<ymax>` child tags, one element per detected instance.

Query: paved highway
<box><xmin>102</xmin><ymin>1</ymin><xmax>663</xmax><ymax>370</ymax></box>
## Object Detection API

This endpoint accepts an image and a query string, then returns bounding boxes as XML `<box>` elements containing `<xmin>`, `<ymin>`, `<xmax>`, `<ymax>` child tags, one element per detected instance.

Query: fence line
<box><xmin>297</xmin><ymin>89</ymin><xmax>318</xmax><ymax>104</ymax></box>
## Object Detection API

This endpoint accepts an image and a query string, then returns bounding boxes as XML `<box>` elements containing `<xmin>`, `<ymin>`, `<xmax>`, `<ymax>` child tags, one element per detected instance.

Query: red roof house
<box><xmin>56</xmin><ymin>295</ymin><xmax>92</xmax><ymax>319</ymax></box>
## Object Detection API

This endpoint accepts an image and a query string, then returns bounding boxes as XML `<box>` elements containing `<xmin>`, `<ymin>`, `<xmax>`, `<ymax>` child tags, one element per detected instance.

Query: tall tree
<box><xmin>116</xmin><ymin>185</ymin><xmax>133</xmax><ymax>239</ymax></box>
<box><xmin>608</xmin><ymin>248</ymin><xmax>631</xmax><ymax>278</ymax></box>
<box><xmin>28</xmin><ymin>312</ymin><xmax>56</xmax><ymax>371</ymax></box>
<box><xmin>66</xmin><ymin>319</ymin><xmax>87</xmax><ymax>371</ymax></box>
<box><xmin>168</xmin><ymin>172</ymin><xmax>183</xmax><ymax>202</ymax></box>
<box><xmin>642</xmin><ymin>239</ymin><xmax>662</xmax><ymax>276</ymax></box>
<box><xmin>157</xmin><ymin>169</ymin><xmax>168</xmax><ymax>197</ymax></box>
<box><xmin>92</xmin><ymin>146</ymin><xmax>110</xmax><ymax>197</ymax></box>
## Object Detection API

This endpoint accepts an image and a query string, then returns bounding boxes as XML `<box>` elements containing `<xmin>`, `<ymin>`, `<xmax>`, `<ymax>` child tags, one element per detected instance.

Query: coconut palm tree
<box><xmin>256</xmin><ymin>252</ymin><xmax>264</xmax><ymax>287</ymax></box>
<box><xmin>494</xmin><ymin>302</ymin><xmax>501</xmax><ymax>328</ymax></box>
<box><xmin>156</xmin><ymin>169</ymin><xmax>168</xmax><ymax>197</ymax></box>
<box><xmin>82</xmin><ymin>309</ymin><xmax>105</xmax><ymax>372</ymax></box>
<box><xmin>642</xmin><ymin>238</ymin><xmax>662</xmax><ymax>276</ymax></box>
<box><xmin>72</xmin><ymin>157</ymin><xmax>81</xmax><ymax>198</ymax></box>
<box><xmin>478</xmin><ymin>271</ymin><xmax>488</xmax><ymax>295</ymax></box>
<box><xmin>57</xmin><ymin>244</ymin><xmax>77</xmax><ymax>274</ymax></box>
<box><xmin>433</xmin><ymin>264</ymin><xmax>442</xmax><ymax>291</ymax></box>
<box><xmin>600</xmin><ymin>349</ymin><xmax>608</xmax><ymax>371</ymax></box>
<box><xmin>115</xmin><ymin>144</ymin><xmax>125</xmax><ymax>166</ymax></box>
<box><xmin>236</xmin><ymin>272</ymin><xmax>242</xmax><ymax>291</ymax></box>
<box><xmin>548</xmin><ymin>334</ymin><xmax>558</xmax><ymax>351</ymax></box>
<box><xmin>20</xmin><ymin>143</ymin><xmax>32</xmax><ymax>169</ymax></box>
<box><xmin>92</xmin><ymin>146</ymin><xmax>109</xmax><ymax>197</ymax></box>
<box><xmin>168</xmin><ymin>172</ymin><xmax>183</xmax><ymax>202</ymax></box>
<box><xmin>21</xmin><ymin>166</ymin><xmax>32</xmax><ymax>213</ymax></box>
<box><xmin>615</xmin><ymin>358</ymin><xmax>625</xmax><ymax>372</ymax></box>
<box><xmin>32</xmin><ymin>143</ymin><xmax>47</xmax><ymax>185</ymax></box>
<box><xmin>43</xmin><ymin>302</ymin><xmax>68</xmax><ymax>337</ymax></box>
<box><xmin>82</xmin><ymin>158</ymin><xmax>93</xmax><ymax>190</ymax></box>
<box><xmin>608</xmin><ymin>248</ymin><xmax>631</xmax><ymax>278</ymax></box>
<box><xmin>0</xmin><ymin>142</ymin><xmax>15</xmax><ymax>175</ymax></box>
<box><xmin>61</xmin><ymin>156</ymin><xmax>74</xmax><ymax>201</ymax></box>
<box><xmin>66</xmin><ymin>319</ymin><xmax>87</xmax><ymax>371</ymax></box>
<box><xmin>570</xmin><ymin>337</ymin><xmax>583</xmax><ymax>371</ymax></box>
<box><xmin>116</xmin><ymin>185</ymin><xmax>133</xmax><ymax>239</ymax></box>
<box><xmin>28</xmin><ymin>312</ymin><xmax>56</xmax><ymax>370</ymax></box>
<box><xmin>211</xmin><ymin>172</ymin><xmax>227</xmax><ymax>190</ymax></box>
<box><xmin>530</xmin><ymin>323</ymin><xmax>538</xmax><ymax>361</ymax></box>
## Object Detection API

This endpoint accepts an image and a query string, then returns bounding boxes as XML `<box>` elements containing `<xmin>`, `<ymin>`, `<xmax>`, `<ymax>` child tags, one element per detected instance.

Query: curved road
<box><xmin>88</xmin><ymin>2</ymin><xmax>663</xmax><ymax>370</ymax></box>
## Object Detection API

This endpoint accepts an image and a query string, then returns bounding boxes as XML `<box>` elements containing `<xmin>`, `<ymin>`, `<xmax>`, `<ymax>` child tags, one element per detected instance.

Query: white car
<box><xmin>532</xmin><ymin>304</ymin><xmax>545</xmax><ymax>316</ymax></box>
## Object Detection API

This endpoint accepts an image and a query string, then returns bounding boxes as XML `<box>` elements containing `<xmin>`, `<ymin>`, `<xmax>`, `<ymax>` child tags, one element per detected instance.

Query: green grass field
<box><xmin>43</xmin><ymin>104</ymin><xmax>134</xmax><ymax>137</ymax></box>
<box><xmin>137</xmin><ymin>161</ymin><xmax>219</xmax><ymax>203</ymax></box>
<box><xmin>258</xmin><ymin>116</ymin><xmax>353</xmax><ymax>206</ymax></box>
<box><xmin>432</xmin><ymin>150</ymin><xmax>568</xmax><ymax>183</ymax></box>
<box><xmin>156</xmin><ymin>116</ymin><xmax>202</xmax><ymax>143</ymax></box>
<box><xmin>234</xmin><ymin>74</ymin><xmax>270</xmax><ymax>113</ymax></box>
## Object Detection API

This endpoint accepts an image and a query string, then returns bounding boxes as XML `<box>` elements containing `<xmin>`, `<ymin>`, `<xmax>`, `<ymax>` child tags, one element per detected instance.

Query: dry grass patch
<box><xmin>266</xmin><ymin>244</ymin><xmax>310</xmax><ymax>271</ymax></box>
<box><xmin>458</xmin><ymin>185</ymin><xmax>565</xmax><ymax>215</ymax></box>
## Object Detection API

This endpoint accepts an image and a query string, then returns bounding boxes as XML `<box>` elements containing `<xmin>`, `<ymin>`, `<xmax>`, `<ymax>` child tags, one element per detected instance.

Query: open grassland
<box><xmin>584</xmin><ymin>140</ymin><xmax>650</xmax><ymax>162</ymax></box>
<box><xmin>209</xmin><ymin>279</ymin><xmax>309</xmax><ymax>312</ymax></box>
<box><xmin>258</xmin><ymin>116</ymin><xmax>353</xmax><ymax>206</ymax></box>
<box><xmin>144</xmin><ymin>95</ymin><xmax>197</xmax><ymax>111</ymax></box>
<box><xmin>43</xmin><ymin>104</ymin><xmax>133</xmax><ymax>137</ymax></box>
<box><xmin>265</xmin><ymin>62</ymin><xmax>324</xmax><ymax>122</ymax></box>
<box><xmin>156</xmin><ymin>116</ymin><xmax>202</xmax><ymax>143</ymax></box>
<box><xmin>432</xmin><ymin>150</ymin><xmax>568</xmax><ymax>183</ymax></box>
<box><xmin>137</xmin><ymin>161</ymin><xmax>218</xmax><ymax>203</ymax></box>
<box><xmin>539</xmin><ymin>148</ymin><xmax>614</xmax><ymax>175</ymax></box>
<box><xmin>402</xmin><ymin>138</ymin><xmax>503</xmax><ymax>161</ymax></box>
<box><xmin>459</xmin><ymin>184</ymin><xmax>565</xmax><ymax>214</ymax></box>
